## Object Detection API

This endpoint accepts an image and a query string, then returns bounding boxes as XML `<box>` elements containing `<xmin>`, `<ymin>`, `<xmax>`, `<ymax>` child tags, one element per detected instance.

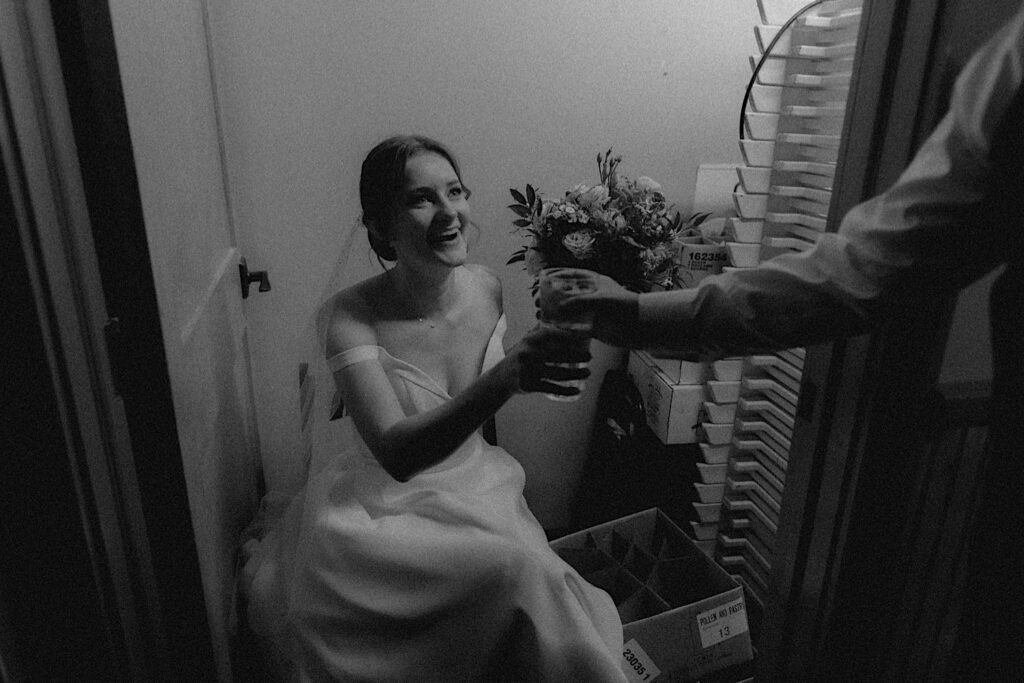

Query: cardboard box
<box><xmin>551</xmin><ymin>509</ymin><xmax>753</xmax><ymax>681</ymax></box>
<box><xmin>627</xmin><ymin>352</ymin><xmax>704</xmax><ymax>444</ymax></box>
<box><xmin>675</xmin><ymin>239</ymin><xmax>728</xmax><ymax>288</ymax></box>
<box><xmin>631</xmin><ymin>350</ymin><xmax>706</xmax><ymax>385</ymax></box>
<box><xmin>625</xmin><ymin>352</ymin><xmax>653</xmax><ymax>415</ymax></box>
<box><xmin>645</xmin><ymin>367</ymin><xmax>704</xmax><ymax>445</ymax></box>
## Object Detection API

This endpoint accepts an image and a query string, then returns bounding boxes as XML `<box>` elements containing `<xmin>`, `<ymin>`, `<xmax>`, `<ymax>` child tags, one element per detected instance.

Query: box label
<box><xmin>621</xmin><ymin>639</ymin><xmax>661</xmax><ymax>683</ymax></box>
<box><xmin>676</xmin><ymin>241</ymin><xmax>727</xmax><ymax>287</ymax></box>
<box><xmin>696</xmin><ymin>597</ymin><xmax>749</xmax><ymax>648</ymax></box>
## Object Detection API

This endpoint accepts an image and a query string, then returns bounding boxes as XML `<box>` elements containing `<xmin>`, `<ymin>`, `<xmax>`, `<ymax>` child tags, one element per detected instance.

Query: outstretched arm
<box><xmin>562</xmin><ymin>7</ymin><xmax>1024</xmax><ymax>360</ymax></box>
<box><xmin>330</xmin><ymin>318</ymin><xmax>589</xmax><ymax>483</ymax></box>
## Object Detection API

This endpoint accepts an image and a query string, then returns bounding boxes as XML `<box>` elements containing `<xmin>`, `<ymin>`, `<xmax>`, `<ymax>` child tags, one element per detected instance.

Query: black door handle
<box><xmin>239</xmin><ymin>258</ymin><xmax>271</xmax><ymax>299</ymax></box>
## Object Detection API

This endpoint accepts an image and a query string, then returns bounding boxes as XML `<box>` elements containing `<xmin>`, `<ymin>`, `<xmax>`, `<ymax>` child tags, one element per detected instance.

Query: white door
<box><xmin>108</xmin><ymin>2</ymin><xmax>260</xmax><ymax>680</ymax></box>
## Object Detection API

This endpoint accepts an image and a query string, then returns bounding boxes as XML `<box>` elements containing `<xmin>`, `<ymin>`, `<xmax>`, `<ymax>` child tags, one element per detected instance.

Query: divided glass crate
<box><xmin>551</xmin><ymin>508</ymin><xmax>753</xmax><ymax>680</ymax></box>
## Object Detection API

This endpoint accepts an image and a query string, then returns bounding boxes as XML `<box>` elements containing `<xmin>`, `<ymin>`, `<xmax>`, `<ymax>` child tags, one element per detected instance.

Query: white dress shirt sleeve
<box><xmin>637</xmin><ymin>7</ymin><xmax>1024</xmax><ymax>360</ymax></box>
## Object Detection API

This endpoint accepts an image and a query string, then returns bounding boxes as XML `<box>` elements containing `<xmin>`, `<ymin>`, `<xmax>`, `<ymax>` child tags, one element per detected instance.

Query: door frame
<box><xmin>1</xmin><ymin>1</ymin><xmax>214</xmax><ymax>678</ymax></box>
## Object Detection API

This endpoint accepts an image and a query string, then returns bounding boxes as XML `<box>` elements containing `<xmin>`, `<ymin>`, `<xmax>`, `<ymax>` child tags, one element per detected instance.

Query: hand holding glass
<box><xmin>537</xmin><ymin>268</ymin><xmax>598</xmax><ymax>401</ymax></box>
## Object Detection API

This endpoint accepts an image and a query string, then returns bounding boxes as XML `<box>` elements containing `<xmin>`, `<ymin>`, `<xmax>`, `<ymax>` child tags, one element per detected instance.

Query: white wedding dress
<box><xmin>240</xmin><ymin>314</ymin><xmax>627</xmax><ymax>682</ymax></box>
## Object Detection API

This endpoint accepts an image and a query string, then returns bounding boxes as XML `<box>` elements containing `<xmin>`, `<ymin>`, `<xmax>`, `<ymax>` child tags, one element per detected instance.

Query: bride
<box><xmin>240</xmin><ymin>135</ymin><xmax>628</xmax><ymax>681</ymax></box>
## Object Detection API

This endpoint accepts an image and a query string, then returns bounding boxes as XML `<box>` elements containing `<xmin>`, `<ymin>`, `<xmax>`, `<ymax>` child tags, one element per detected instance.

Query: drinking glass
<box><xmin>537</xmin><ymin>267</ymin><xmax>598</xmax><ymax>401</ymax></box>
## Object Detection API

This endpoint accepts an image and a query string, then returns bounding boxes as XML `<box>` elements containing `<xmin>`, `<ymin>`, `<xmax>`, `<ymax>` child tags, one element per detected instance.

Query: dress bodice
<box><xmin>325</xmin><ymin>314</ymin><xmax>507</xmax><ymax>415</ymax></box>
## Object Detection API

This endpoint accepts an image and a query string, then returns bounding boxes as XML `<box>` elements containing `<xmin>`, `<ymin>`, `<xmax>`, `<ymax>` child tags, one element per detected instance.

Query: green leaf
<box><xmin>526</xmin><ymin>184</ymin><xmax>536</xmax><ymax>207</ymax></box>
<box><xmin>510</xmin><ymin>188</ymin><xmax>527</xmax><ymax>205</ymax></box>
<box><xmin>513</xmin><ymin>218</ymin><xmax>532</xmax><ymax>228</ymax></box>
<box><xmin>507</xmin><ymin>252</ymin><xmax>526</xmax><ymax>265</ymax></box>
<box><xmin>690</xmin><ymin>211</ymin><xmax>712</xmax><ymax>226</ymax></box>
<box><xmin>508</xmin><ymin>204</ymin><xmax>532</xmax><ymax>218</ymax></box>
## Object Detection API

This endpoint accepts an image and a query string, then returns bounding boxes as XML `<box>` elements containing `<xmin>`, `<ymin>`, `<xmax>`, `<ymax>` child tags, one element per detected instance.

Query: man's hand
<box><xmin>554</xmin><ymin>273</ymin><xmax>641</xmax><ymax>348</ymax></box>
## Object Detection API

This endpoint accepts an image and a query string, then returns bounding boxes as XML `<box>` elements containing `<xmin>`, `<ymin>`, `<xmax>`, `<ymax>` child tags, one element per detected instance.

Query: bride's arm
<box><xmin>328</xmin><ymin>302</ymin><xmax>588</xmax><ymax>483</ymax></box>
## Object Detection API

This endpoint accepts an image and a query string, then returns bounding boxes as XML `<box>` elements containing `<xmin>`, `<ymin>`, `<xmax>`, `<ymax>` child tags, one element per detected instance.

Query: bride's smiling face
<box><xmin>389</xmin><ymin>152</ymin><xmax>471</xmax><ymax>269</ymax></box>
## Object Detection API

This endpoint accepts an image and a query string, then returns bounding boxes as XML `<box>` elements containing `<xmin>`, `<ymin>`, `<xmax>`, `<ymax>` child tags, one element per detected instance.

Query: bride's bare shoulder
<box><xmin>323</xmin><ymin>274</ymin><xmax>387</xmax><ymax>357</ymax></box>
<box><xmin>464</xmin><ymin>263</ymin><xmax>503</xmax><ymax>309</ymax></box>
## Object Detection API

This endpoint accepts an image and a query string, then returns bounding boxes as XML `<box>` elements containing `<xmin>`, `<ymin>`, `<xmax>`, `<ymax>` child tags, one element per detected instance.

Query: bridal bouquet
<box><xmin>508</xmin><ymin>149</ymin><xmax>709</xmax><ymax>292</ymax></box>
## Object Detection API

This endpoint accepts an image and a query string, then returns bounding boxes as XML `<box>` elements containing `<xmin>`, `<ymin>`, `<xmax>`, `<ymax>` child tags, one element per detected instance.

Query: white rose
<box><xmin>578</xmin><ymin>184</ymin><xmax>610</xmax><ymax>209</ymax></box>
<box><xmin>562</xmin><ymin>230</ymin><xmax>597</xmax><ymax>260</ymax></box>
<box><xmin>635</xmin><ymin>176</ymin><xmax>662</xmax><ymax>192</ymax></box>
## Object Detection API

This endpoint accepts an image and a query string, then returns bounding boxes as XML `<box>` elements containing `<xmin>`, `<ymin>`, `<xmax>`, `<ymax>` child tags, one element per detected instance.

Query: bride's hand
<box><xmin>503</xmin><ymin>325</ymin><xmax>591</xmax><ymax>397</ymax></box>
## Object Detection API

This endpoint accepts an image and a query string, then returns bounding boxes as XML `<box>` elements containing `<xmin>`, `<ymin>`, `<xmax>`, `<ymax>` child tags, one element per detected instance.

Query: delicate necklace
<box><xmin>386</xmin><ymin>267</ymin><xmax>442</xmax><ymax>330</ymax></box>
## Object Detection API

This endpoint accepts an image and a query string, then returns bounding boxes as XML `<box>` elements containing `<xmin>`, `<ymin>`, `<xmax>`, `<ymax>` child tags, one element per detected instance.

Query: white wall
<box><xmin>207</xmin><ymin>0</ymin><xmax>760</xmax><ymax>526</ymax></box>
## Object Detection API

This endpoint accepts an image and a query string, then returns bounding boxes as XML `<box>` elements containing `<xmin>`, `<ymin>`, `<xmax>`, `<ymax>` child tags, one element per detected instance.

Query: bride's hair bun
<box><xmin>365</xmin><ymin>225</ymin><xmax>397</xmax><ymax>262</ymax></box>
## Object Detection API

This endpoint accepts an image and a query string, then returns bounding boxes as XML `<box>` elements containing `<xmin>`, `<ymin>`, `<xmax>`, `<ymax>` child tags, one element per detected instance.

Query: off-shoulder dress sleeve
<box><xmin>326</xmin><ymin>345</ymin><xmax>382</xmax><ymax>373</ymax></box>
